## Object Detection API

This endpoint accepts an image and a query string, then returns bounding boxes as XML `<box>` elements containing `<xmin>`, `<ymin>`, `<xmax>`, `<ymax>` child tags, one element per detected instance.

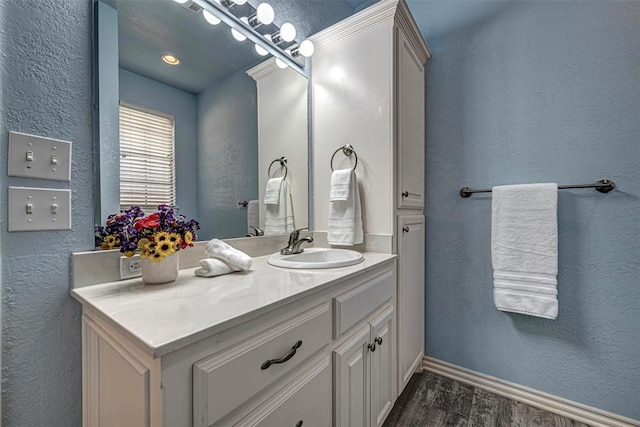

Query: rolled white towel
<box><xmin>204</xmin><ymin>239</ymin><xmax>253</xmax><ymax>271</ymax></box>
<box><xmin>194</xmin><ymin>259</ymin><xmax>240</xmax><ymax>277</ymax></box>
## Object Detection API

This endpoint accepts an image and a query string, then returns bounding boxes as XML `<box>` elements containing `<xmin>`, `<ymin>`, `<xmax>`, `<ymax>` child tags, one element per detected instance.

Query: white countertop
<box><xmin>71</xmin><ymin>252</ymin><xmax>396</xmax><ymax>358</ymax></box>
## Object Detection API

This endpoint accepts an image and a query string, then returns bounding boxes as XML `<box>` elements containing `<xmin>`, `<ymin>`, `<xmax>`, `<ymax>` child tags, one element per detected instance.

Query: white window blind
<box><xmin>119</xmin><ymin>104</ymin><xmax>176</xmax><ymax>210</ymax></box>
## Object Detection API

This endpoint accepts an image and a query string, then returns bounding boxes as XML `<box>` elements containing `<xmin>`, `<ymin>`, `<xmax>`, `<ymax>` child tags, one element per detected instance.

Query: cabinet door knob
<box><xmin>402</xmin><ymin>191</ymin><xmax>409</xmax><ymax>198</ymax></box>
<box><xmin>261</xmin><ymin>340</ymin><xmax>302</xmax><ymax>370</ymax></box>
<box><xmin>375</xmin><ymin>337</ymin><xmax>383</xmax><ymax>345</ymax></box>
<box><xmin>295</xmin><ymin>421</ymin><xmax>303</xmax><ymax>427</ymax></box>
<box><xmin>368</xmin><ymin>343</ymin><xmax>376</xmax><ymax>352</ymax></box>
<box><xmin>402</xmin><ymin>226</ymin><xmax>410</xmax><ymax>233</ymax></box>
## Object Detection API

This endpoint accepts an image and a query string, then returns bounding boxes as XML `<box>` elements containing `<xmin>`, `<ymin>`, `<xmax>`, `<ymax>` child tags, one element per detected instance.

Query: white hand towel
<box><xmin>328</xmin><ymin>169</ymin><xmax>364</xmax><ymax>246</ymax></box>
<box><xmin>264</xmin><ymin>178</ymin><xmax>283</xmax><ymax>205</ymax></box>
<box><xmin>492</xmin><ymin>183</ymin><xmax>559</xmax><ymax>319</ymax></box>
<box><xmin>264</xmin><ymin>180</ymin><xmax>295</xmax><ymax>235</ymax></box>
<box><xmin>204</xmin><ymin>239</ymin><xmax>253</xmax><ymax>271</ymax></box>
<box><xmin>194</xmin><ymin>258</ymin><xmax>240</xmax><ymax>277</ymax></box>
<box><xmin>329</xmin><ymin>169</ymin><xmax>352</xmax><ymax>201</ymax></box>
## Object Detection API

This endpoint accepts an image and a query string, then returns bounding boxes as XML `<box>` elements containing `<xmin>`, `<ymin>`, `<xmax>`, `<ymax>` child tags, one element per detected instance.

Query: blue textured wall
<box><xmin>423</xmin><ymin>1</ymin><xmax>640</xmax><ymax>419</ymax></box>
<box><xmin>119</xmin><ymin>68</ymin><xmax>198</xmax><ymax>220</ymax></box>
<box><xmin>196</xmin><ymin>69</ymin><xmax>259</xmax><ymax>239</ymax></box>
<box><xmin>0</xmin><ymin>0</ymin><xmax>93</xmax><ymax>425</ymax></box>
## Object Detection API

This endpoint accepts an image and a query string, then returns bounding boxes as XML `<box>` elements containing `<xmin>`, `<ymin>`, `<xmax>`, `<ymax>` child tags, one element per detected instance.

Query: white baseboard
<box><xmin>422</xmin><ymin>356</ymin><xmax>640</xmax><ymax>427</ymax></box>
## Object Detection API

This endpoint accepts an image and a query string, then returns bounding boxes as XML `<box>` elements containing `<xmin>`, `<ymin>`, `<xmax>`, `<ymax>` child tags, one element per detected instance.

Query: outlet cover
<box><xmin>8</xmin><ymin>131</ymin><xmax>72</xmax><ymax>181</ymax></box>
<box><xmin>8</xmin><ymin>187</ymin><xmax>71</xmax><ymax>231</ymax></box>
<box><xmin>120</xmin><ymin>255</ymin><xmax>142</xmax><ymax>279</ymax></box>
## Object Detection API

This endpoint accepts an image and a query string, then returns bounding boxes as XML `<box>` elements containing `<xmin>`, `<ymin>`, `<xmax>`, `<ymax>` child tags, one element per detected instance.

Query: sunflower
<box><xmin>103</xmin><ymin>234</ymin><xmax>120</xmax><ymax>249</ymax></box>
<box><xmin>154</xmin><ymin>231</ymin><xmax>171</xmax><ymax>243</ymax></box>
<box><xmin>149</xmin><ymin>251</ymin><xmax>164</xmax><ymax>262</ymax></box>
<box><xmin>183</xmin><ymin>231</ymin><xmax>193</xmax><ymax>245</ymax></box>
<box><xmin>155</xmin><ymin>240</ymin><xmax>176</xmax><ymax>258</ymax></box>
<box><xmin>137</xmin><ymin>238</ymin><xmax>151</xmax><ymax>252</ymax></box>
<box><xmin>167</xmin><ymin>233</ymin><xmax>181</xmax><ymax>244</ymax></box>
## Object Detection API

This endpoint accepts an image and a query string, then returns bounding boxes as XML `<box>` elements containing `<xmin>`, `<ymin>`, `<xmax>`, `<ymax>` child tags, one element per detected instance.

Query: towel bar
<box><xmin>459</xmin><ymin>179</ymin><xmax>616</xmax><ymax>198</ymax></box>
<box><xmin>268</xmin><ymin>156</ymin><xmax>288</xmax><ymax>179</ymax></box>
<box><xmin>330</xmin><ymin>144</ymin><xmax>358</xmax><ymax>171</ymax></box>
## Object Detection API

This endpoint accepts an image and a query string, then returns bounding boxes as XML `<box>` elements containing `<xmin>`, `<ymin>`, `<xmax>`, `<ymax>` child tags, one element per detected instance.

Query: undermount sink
<box><xmin>267</xmin><ymin>248</ymin><xmax>365</xmax><ymax>269</ymax></box>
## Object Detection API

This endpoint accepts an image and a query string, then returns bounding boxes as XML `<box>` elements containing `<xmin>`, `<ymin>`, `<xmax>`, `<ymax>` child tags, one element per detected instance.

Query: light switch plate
<box><xmin>8</xmin><ymin>187</ymin><xmax>72</xmax><ymax>231</ymax></box>
<box><xmin>8</xmin><ymin>131</ymin><xmax>72</xmax><ymax>181</ymax></box>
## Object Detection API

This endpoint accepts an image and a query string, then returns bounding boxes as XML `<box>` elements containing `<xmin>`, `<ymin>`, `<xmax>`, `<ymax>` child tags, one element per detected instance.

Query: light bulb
<box><xmin>235</xmin><ymin>0</ymin><xmax>247</xmax><ymax>4</ymax></box>
<box><xmin>280</xmin><ymin>23</ymin><xmax>296</xmax><ymax>42</ymax></box>
<box><xmin>256</xmin><ymin>3</ymin><xmax>275</xmax><ymax>25</ymax></box>
<box><xmin>275</xmin><ymin>58</ymin><xmax>288</xmax><ymax>69</ymax></box>
<box><xmin>298</xmin><ymin>39</ymin><xmax>315</xmax><ymax>57</ymax></box>
<box><xmin>173</xmin><ymin>0</ymin><xmax>189</xmax><ymax>3</ymax></box>
<box><xmin>203</xmin><ymin>10</ymin><xmax>221</xmax><ymax>25</ymax></box>
<box><xmin>255</xmin><ymin>44</ymin><xmax>268</xmax><ymax>56</ymax></box>
<box><xmin>231</xmin><ymin>17</ymin><xmax>248</xmax><ymax>41</ymax></box>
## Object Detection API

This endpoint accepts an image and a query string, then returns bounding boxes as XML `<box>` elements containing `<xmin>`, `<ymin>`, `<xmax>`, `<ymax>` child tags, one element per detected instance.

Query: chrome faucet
<box><xmin>247</xmin><ymin>226</ymin><xmax>264</xmax><ymax>237</ymax></box>
<box><xmin>280</xmin><ymin>228</ymin><xmax>314</xmax><ymax>255</ymax></box>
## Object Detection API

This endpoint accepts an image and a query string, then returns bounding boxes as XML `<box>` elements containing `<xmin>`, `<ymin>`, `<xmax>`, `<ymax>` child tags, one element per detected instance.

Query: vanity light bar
<box><xmin>191</xmin><ymin>0</ymin><xmax>307</xmax><ymax>75</ymax></box>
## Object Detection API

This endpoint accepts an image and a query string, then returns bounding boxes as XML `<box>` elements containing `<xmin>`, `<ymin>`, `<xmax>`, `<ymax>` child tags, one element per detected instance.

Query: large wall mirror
<box><xmin>94</xmin><ymin>0</ymin><xmax>371</xmax><ymax>243</ymax></box>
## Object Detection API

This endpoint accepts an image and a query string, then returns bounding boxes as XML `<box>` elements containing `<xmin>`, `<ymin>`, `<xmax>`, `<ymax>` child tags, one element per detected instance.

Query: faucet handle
<box><xmin>290</xmin><ymin>227</ymin><xmax>308</xmax><ymax>239</ymax></box>
<box><xmin>249</xmin><ymin>225</ymin><xmax>264</xmax><ymax>236</ymax></box>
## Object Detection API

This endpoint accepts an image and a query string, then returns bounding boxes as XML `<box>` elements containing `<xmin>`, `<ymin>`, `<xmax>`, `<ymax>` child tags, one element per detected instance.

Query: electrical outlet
<box><xmin>120</xmin><ymin>255</ymin><xmax>142</xmax><ymax>279</ymax></box>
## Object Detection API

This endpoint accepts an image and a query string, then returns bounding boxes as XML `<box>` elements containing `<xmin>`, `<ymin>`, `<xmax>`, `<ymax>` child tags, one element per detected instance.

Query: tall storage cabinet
<box><xmin>311</xmin><ymin>0</ymin><xmax>430</xmax><ymax>405</ymax></box>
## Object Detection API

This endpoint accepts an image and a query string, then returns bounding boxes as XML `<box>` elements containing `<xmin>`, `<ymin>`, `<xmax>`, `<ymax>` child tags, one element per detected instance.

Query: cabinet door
<box><xmin>334</xmin><ymin>324</ymin><xmax>370</xmax><ymax>427</ymax></box>
<box><xmin>397</xmin><ymin>215</ymin><xmax>425</xmax><ymax>393</ymax></box>
<box><xmin>369</xmin><ymin>305</ymin><xmax>395</xmax><ymax>427</ymax></box>
<box><xmin>396</xmin><ymin>29</ymin><xmax>425</xmax><ymax>209</ymax></box>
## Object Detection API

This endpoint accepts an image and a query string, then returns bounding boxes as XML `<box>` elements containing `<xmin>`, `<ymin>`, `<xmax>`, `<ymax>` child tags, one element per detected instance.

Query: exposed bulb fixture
<box><xmin>248</xmin><ymin>3</ymin><xmax>274</xmax><ymax>27</ymax></box>
<box><xmin>271</xmin><ymin>22</ymin><xmax>296</xmax><ymax>44</ymax></box>
<box><xmin>203</xmin><ymin>9</ymin><xmax>221</xmax><ymax>25</ymax></box>
<box><xmin>161</xmin><ymin>54</ymin><xmax>180</xmax><ymax>65</ymax></box>
<box><xmin>173</xmin><ymin>0</ymin><xmax>189</xmax><ymax>3</ymax></box>
<box><xmin>275</xmin><ymin>58</ymin><xmax>288</xmax><ymax>69</ymax></box>
<box><xmin>289</xmin><ymin>39</ymin><xmax>315</xmax><ymax>58</ymax></box>
<box><xmin>231</xmin><ymin>17</ymin><xmax>249</xmax><ymax>41</ymax></box>
<box><xmin>222</xmin><ymin>0</ymin><xmax>246</xmax><ymax>6</ymax></box>
<box><xmin>255</xmin><ymin>43</ymin><xmax>269</xmax><ymax>56</ymax></box>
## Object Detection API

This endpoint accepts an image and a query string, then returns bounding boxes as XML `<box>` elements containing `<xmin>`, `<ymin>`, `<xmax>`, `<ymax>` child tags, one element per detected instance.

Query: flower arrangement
<box><xmin>95</xmin><ymin>205</ymin><xmax>200</xmax><ymax>262</ymax></box>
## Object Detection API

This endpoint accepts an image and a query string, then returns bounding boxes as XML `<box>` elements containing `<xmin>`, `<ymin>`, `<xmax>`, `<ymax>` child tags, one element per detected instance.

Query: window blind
<box><xmin>119</xmin><ymin>104</ymin><xmax>176</xmax><ymax>210</ymax></box>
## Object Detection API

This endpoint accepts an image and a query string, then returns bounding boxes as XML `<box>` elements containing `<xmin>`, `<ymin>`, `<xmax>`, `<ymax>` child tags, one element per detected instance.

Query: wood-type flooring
<box><xmin>383</xmin><ymin>372</ymin><xmax>591</xmax><ymax>427</ymax></box>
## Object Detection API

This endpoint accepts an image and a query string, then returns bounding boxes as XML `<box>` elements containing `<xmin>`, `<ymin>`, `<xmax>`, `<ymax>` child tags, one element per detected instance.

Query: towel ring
<box><xmin>330</xmin><ymin>144</ymin><xmax>358</xmax><ymax>172</ymax></box>
<box><xmin>268</xmin><ymin>156</ymin><xmax>288</xmax><ymax>179</ymax></box>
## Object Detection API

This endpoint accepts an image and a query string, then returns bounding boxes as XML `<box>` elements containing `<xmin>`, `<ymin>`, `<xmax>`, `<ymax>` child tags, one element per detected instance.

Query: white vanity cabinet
<box><xmin>73</xmin><ymin>255</ymin><xmax>397</xmax><ymax>427</ymax></box>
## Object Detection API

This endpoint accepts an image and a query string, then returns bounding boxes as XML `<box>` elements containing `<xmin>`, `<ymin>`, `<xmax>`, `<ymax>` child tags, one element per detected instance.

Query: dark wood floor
<box><xmin>383</xmin><ymin>372</ymin><xmax>591</xmax><ymax>427</ymax></box>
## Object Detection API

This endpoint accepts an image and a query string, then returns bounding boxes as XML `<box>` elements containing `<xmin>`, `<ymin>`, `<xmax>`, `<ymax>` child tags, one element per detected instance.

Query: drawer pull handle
<box><xmin>368</xmin><ymin>342</ymin><xmax>376</xmax><ymax>352</ymax></box>
<box><xmin>375</xmin><ymin>337</ymin><xmax>383</xmax><ymax>345</ymax></box>
<box><xmin>402</xmin><ymin>191</ymin><xmax>409</xmax><ymax>198</ymax></box>
<box><xmin>402</xmin><ymin>226</ymin><xmax>410</xmax><ymax>233</ymax></box>
<box><xmin>295</xmin><ymin>421</ymin><xmax>303</xmax><ymax>427</ymax></box>
<box><xmin>261</xmin><ymin>340</ymin><xmax>303</xmax><ymax>370</ymax></box>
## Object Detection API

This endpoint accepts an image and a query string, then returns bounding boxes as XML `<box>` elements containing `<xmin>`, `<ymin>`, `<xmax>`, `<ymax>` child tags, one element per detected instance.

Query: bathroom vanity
<box><xmin>72</xmin><ymin>253</ymin><xmax>397</xmax><ymax>426</ymax></box>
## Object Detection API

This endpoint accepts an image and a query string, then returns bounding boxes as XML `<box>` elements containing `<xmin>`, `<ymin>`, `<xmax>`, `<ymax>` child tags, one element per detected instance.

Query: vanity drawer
<box><xmin>333</xmin><ymin>269</ymin><xmax>395</xmax><ymax>339</ymax></box>
<box><xmin>193</xmin><ymin>302</ymin><xmax>331</xmax><ymax>427</ymax></box>
<box><xmin>235</xmin><ymin>356</ymin><xmax>331</xmax><ymax>427</ymax></box>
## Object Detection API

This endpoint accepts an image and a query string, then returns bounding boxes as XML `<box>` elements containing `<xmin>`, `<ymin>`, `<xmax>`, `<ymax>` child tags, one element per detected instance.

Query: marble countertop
<box><xmin>71</xmin><ymin>252</ymin><xmax>396</xmax><ymax>358</ymax></box>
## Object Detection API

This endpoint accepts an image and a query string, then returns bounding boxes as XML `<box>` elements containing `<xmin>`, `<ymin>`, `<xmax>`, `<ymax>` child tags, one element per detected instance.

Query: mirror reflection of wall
<box><xmin>95</xmin><ymin>0</ymin><xmax>311</xmax><ymax>241</ymax></box>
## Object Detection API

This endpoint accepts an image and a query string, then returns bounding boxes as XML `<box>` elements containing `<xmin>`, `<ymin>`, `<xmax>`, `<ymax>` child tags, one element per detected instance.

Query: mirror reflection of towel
<box><xmin>264</xmin><ymin>180</ymin><xmax>295</xmax><ymax>235</ymax></box>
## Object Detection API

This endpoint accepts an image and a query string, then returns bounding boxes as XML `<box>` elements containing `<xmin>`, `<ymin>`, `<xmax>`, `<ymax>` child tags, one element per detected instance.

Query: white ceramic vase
<box><xmin>141</xmin><ymin>252</ymin><xmax>179</xmax><ymax>285</ymax></box>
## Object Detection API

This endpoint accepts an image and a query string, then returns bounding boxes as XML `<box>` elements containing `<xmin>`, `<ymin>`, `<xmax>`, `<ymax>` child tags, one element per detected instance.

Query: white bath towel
<box><xmin>329</xmin><ymin>169</ymin><xmax>352</xmax><ymax>201</ymax></box>
<box><xmin>492</xmin><ymin>183</ymin><xmax>559</xmax><ymax>319</ymax></box>
<box><xmin>247</xmin><ymin>200</ymin><xmax>259</xmax><ymax>235</ymax></box>
<box><xmin>264</xmin><ymin>178</ymin><xmax>283</xmax><ymax>205</ymax></box>
<box><xmin>328</xmin><ymin>169</ymin><xmax>363</xmax><ymax>246</ymax></box>
<box><xmin>194</xmin><ymin>258</ymin><xmax>240</xmax><ymax>277</ymax></box>
<box><xmin>264</xmin><ymin>180</ymin><xmax>295</xmax><ymax>235</ymax></box>
<box><xmin>204</xmin><ymin>239</ymin><xmax>253</xmax><ymax>271</ymax></box>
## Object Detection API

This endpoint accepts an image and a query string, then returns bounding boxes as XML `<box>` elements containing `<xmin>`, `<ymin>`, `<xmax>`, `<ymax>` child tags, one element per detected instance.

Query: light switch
<box><xmin>8</xmin><ymin>187</ymin><xmax>71</xmax><ymax>232</ymax></box>
<box><xmin>8</xmin><ymin>132</ymin><xmax>72</xmax><ymax>181</ymax></box>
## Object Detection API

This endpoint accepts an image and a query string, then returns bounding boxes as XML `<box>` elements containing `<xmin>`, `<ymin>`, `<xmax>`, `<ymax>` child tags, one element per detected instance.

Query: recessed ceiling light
<box><xmin>161</xmin><ymin>54</ymin><xmax>180</xmax><ymax>65</ymax></box>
